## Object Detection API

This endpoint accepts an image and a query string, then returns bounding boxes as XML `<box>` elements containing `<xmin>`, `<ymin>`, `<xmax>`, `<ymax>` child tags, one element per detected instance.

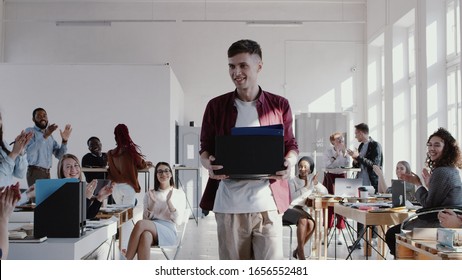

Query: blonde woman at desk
<box><xmin>122</xmin><ymin>162</ymin><xmax>186</xmax><ymax>260</ymax></box>
<box><xmin>57</xmin><ymin>153</ymin><xmax>114</xmax><ymax>260</ymax></box>
<box><xmin>283</xmin><ymin>156</ymin><xmax>327</xmax><ymax>260</ymax></box>
<box><xmin>107</xmin><ymin>124</ymin><xmax>152</xmax><ymax>206</ymax></box>
<box><xmin>373</xmin><ymin>160</ymin><xmax>414</xmax><ymax>194</ymax></box>
<box><xmin>323</xmin><ymin>132</ymin><xmax>351</xmax><ymax>240</ymax></box>
<box><xmin>57</xmin><ymin>154</ymin><xmax>113</xmax><ymax>219</ymax></box>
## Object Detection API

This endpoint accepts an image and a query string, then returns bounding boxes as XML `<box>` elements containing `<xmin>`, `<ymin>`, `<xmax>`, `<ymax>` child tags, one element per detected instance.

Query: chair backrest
<box><xmin>151</xmin><ymin>207</ymin><xmax>191</xmax><ymax>260</ymax></box>
<box><xmin>400</xmin><ymin>206</ymin><xmax>462</xmax><ymax>233</ymax></box>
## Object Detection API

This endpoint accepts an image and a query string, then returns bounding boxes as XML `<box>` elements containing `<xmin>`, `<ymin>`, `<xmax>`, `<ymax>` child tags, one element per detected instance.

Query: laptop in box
<box><xmin>93</xmin><ymin>179</ymin><xmax>111</xmax><ymax>196</ymax></box>
<box><xmin>334</xmin><ymin>178</ymin><xmax>363</xmax><ymax>197</ymax></box>
<box><xmin>213</xmin><ymin>135</ymin><xmax>285</xmax><ymax>179</ymax></box>
<box><xmin>392</xmin><ymin>179</ymin><xmax>418</xmax><ymax>207</ymax></box>
<box><xmin>391</xmin><ymin>179</ymin><xmax>406</xmax><ymax>207</ymax></box>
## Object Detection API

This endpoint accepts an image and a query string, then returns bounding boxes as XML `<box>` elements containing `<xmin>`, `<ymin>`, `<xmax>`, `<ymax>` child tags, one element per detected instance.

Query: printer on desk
<box><xmin>34</xmin><ymin>178</ymin><xmax>86</xmax><ymax>238</ymax></box>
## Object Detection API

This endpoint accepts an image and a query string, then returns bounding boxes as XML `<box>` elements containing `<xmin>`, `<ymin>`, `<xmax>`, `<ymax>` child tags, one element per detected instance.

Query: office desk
<box><xmin>324</xmin><ymin>168</ymin><xmax>361</xmax><ymax>173</ymax></box>
<box><xmin>81</xmin><ymin>167</ymin><xmax>152</xmax><ymax>192</ymax></box>
<box><xmin>96</xmin><ymin>207</ymin><xmax>134</xmax><ymax>251</ymax></box>
<box><xmin>8</xmin><ymin>220</ymin><xmax>117</xmax><ymax>260</ymax></box>
<box><xmin>334</xmin><ymin>204</ymin><xmax>410</xmax><ymax>259</ymax></box>
<box><xmin>306</xmin><ymin>196</ymin><xmax>340</xmax><ymax>259</ymax></box>
<box><xmin>396</xmin><ymin>234</ymin><xmax>462</xmax><ymax>260</ymax></box>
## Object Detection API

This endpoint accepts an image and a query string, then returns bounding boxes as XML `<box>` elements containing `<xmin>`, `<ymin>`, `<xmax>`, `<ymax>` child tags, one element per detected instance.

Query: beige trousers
<box><xmin>215</xmin><ymin>211</ymin><xmax>283</xmax><ymax>260</ymax></box>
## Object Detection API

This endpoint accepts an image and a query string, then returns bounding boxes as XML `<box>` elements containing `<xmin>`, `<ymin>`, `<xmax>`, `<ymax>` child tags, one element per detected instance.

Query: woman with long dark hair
<box><xmin>107</xmin><ymin>124</ymin><xmax>152</xmax><ymax>206</ymax></box>
<box><xmin>385</xmin><ymin>127</ymin><xmax>462</xmax><ymax>257</ymax></box>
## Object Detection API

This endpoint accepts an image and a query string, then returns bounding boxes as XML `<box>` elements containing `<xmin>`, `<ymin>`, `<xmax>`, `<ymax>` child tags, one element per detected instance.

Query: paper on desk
<box><xmin>106</xmin><ymin>204</ymin><xmax>132</xmax><ymax>209</ymax></box>
<box><xmin>86</xmin><ymin>216</ymin><xmax>118</xmax><ymax>229</ymax></box>
<box><xmin>348</xmin><ymin>201</ymin><xmax>393</xmax><ymax>210</ymax></box>
<box><xmin>100</xmin><ymin>204</ymin><xmax>132</xmax><ymax>212</ymax></box>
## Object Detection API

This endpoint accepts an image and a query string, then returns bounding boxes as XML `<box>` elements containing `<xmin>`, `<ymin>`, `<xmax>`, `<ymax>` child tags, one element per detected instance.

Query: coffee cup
<box><xmin>358</xmin><ymin>186</ymin><xmax>368</xmax><ymax>199</ymax></box>
<box><xmin>359</xmin><ymin>191</ymin><xmax>369</xmax><ymax>199</ymax></box>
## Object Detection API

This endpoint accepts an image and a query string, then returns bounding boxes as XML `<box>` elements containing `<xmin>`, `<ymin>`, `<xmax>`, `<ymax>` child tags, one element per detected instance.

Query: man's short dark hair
<box><xmin>87</xmin><ymin>136</ymin><xmax>100</xmax><ymax>146</ymax></box>
<box><xmin>32</xmin><ymin>107</ymin><xmax>46</xmax><ymax>118</ymax></box>
<box><xmin>228</xmin><ymin>39</ymin><xmax>262</xmax><ymax>60</ymax></box>
<box><xmin>355</xmin><ymin>123</ymin><xmax>369</xmax><ymax>134</ymax></box>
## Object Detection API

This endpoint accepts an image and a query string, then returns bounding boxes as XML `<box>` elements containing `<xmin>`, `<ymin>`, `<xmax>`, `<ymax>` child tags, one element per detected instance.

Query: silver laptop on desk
<box><xmin>334</xmin><ymin>178</ymin><xmax>363</xmax><ymax>197</ymax></box>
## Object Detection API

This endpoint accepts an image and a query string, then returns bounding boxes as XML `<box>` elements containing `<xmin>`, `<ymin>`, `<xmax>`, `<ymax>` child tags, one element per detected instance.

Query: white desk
<box><xmin>8</xmin><ymin>221</ymin><xmax>117</xmax><ymax>260</ymax></box>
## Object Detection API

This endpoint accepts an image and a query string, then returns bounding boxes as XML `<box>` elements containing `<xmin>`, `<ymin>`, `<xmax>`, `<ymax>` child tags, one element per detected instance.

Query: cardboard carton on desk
<box><xmin>410</xmin><ymin>228</ymin><xmax>438</xmax><ymax>240</ymax></box>
<box><xmin>407</xmin><ymin>227</ymin><xmax>462</xmax><ymax>240</ymax></box>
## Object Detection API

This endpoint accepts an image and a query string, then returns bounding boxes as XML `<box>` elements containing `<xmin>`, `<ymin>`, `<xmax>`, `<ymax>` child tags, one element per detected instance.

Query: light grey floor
<box><xmin>146</xmin><ymin>212</ymin><xmax>392</xmax><ymax>260</ymax></box>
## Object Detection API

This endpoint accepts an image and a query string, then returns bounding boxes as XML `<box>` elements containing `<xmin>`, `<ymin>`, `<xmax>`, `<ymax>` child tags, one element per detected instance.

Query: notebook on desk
<box><xmin>334</xmin><ymin>178</ymin><xmax>363</xmax><ymax>197</ymax></box>
<box><xmin>213</xmin><ymin>134</ymin><xmax>285</xmax><ymax>179</ymax></box>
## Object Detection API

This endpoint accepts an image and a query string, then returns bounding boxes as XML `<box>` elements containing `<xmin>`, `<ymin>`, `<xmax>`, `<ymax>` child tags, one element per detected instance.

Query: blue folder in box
<box><xmin>35</xmin><ymin>178</ymin><xmax>79</xmax><ymax>205</ymax></box>
<box><xmin>231</xmin><ymin>124</ymin><xmax>284</xmax><ymax>136</ymax></box>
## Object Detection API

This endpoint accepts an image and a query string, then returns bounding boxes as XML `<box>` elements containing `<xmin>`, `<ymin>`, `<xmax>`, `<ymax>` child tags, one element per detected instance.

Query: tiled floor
<box><xmin>146</xmin><ymin>212</ymin><xmax>392</xmax><ymax>260</ymax></box>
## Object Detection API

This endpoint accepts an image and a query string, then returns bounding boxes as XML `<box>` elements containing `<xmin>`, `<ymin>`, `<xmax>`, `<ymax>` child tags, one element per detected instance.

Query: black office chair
<box><xmin>401</xmin><ymin>206</ymin><xmax>462</xmax><ymax>233</ymax></box>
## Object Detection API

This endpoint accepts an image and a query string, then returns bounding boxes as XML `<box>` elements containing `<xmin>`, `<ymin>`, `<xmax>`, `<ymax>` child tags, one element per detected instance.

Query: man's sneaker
<box><xmin>348</xmin><ymin>243</ymin><xmax>361</xmax><ymax>250</ymax></box>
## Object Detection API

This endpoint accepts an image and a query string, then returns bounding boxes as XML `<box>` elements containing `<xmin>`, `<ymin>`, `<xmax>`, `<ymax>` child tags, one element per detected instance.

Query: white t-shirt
<box><xmin>212</xmin><ymin>98</ymin><xmax>276</xmax><ymax>213</ymax></box>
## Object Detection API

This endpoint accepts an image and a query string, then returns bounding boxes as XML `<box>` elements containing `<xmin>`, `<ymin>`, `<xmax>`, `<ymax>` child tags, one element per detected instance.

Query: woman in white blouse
<box><xmin>123</xmin><ymin>162</ymin><xmax>186</xmax><ymax>260</ymax></box>
<box><xmin>283</xmin><ymin>156</ymin><xmax>327</xmax><ymax>260</ymax></box>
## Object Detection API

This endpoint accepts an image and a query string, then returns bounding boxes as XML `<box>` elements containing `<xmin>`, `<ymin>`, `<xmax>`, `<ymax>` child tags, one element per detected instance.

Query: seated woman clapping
<box><xmin>57</xmin><ymin>154</ymin><xmax>113</xmax><ymax>219</ymax></box>
<box><xmin>123</xmin><ymin>162</ymin><xmax>186</xmax><ymax>260</ymax></box>
<box><xmin>57</xmin><ymin>153</ymin><xmax>114</xmax><ymax>260</ymax></box>
<box><xmin>283</xmin><ymin>156</ymin><xmax>328</xmax><ymax>260</ymax></box>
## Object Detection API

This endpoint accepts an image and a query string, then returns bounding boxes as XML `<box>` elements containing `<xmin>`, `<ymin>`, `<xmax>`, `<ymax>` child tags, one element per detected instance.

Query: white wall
<box><xmin>1</xmin><ymin>1</ymin><xmax>366</xmax><ymax>126</ymax></box>
<box><xmin>0</xmin><ymin>64</ymin><xmax>184</xmax><ymax>181</ymax></box>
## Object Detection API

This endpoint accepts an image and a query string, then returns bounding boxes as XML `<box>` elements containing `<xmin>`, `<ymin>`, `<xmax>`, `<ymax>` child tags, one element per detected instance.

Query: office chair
<box><xmin>283</xmin><ymin>221</ymin><xmax>296</xmax><ymax>260</ymax></box>
<box><xmin>401</xmin><ymin>205</ymin><xmax>462</xmax><ymax>233</ymax></box>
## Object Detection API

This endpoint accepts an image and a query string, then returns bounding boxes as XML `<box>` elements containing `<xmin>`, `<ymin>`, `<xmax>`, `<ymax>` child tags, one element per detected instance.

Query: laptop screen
<box><xmin>213</xmin><ymin>135</ymin><xmax>285</xmax><ymax>179</ymax></box>
<box><xmin>334</xmin><ymin>178</ymin><xmax>363</xmax><ymax>197</ymax></box>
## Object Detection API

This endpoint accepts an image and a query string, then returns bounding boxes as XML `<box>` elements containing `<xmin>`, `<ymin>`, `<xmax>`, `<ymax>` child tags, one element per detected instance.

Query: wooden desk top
<box><xmin>96</xmin><ymin>207</ymin><xmax>134</xmax><ymax>226</ymax></box>
<box><xmin>81</xmin><ymin>167</ymin><xmax>152</xmax><ymax>173</ymax></box>
<box><xmin>323</xmin><ymin>167</ymin><xmax>361</xmax><ymax>173</ymax></box>
<box><xmin>172</xmin><ymin>166</ymin><xmax>200</xmax><ymax>171</ymax></box>
<box><xmin>306</xmin><ymin>196</ymin><xmax>341</xmax><ymax>209</ymax></box>
<box><xmin>334</xmin><ymin>204</ymin><xmax>410</xmax><ymax>226</ymax></box>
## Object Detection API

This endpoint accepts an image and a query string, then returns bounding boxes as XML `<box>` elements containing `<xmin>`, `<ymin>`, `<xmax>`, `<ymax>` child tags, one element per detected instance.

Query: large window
<box><xmin>392</xmin><ymin>10</ymin><xmax>416</xmax><ymax>171</ymax></box>
<box><xmin>446</xmin><ymin>0</ymin><xmax>462</xmax><ymax>141</ymax></box>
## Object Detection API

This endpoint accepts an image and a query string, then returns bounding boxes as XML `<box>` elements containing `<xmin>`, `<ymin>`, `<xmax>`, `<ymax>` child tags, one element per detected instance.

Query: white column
<box><xmin>415</xmin><ymin>0</ymin><xmax>428</xmax><ymax>172</ymax></box>
<box><xmin>0</xmin><ymin>0</ymin><xmax>4</xmax><ymax>62</ymax></box>
<box><xmin>383</xmin><ymin>17</ymin><xmax>394</xmax><ymax>182</ymax></box>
